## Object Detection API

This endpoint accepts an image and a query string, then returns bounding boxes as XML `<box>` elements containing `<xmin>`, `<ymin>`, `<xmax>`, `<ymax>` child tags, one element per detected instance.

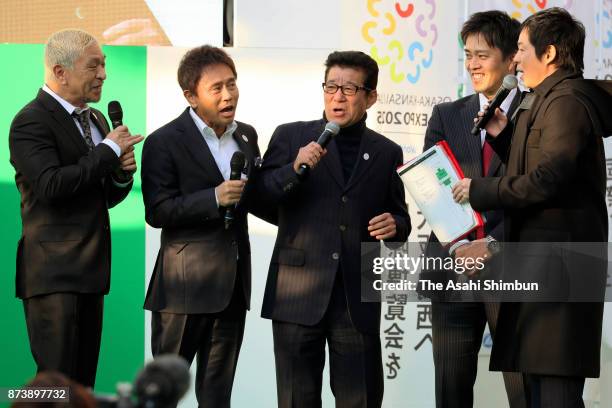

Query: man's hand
<box><xmin>368</xmin><ymin>212</ymin><xmax>397</xmax><ymax>240</ymax></box>
<box><xmin>475</xmin><ymin>104</ymin><xmax>508</xmax><ymax>137</ymax></box>
<box><xmin>454</xmin><ymin>238</ymin><xmax>492</xmax><ymax>277</ymax></box>
<box><xmin>103</xmin><ymin>19</ymin><xmax>167</xmax><ymax>45</ymax></box>
<box><xmin>105</xmin><ymin>125</ymin><xmax>144</xmax><ymax>154</ymax></box>
<box><xmin>215</xmin><ymin>179</ymin><xmax>247</xmax><ymax>207</ymax></box>
<box><xmin>452</xmin><ymin>178</ymin><xmax>471</xmax><ymax>204</ymax></box>
<box><xmin>293</xmin><ymin>142</ymin><xmax>326</xmax><ymax>172</ymax></box>
<box><xmin>119</xmin><ymin>147</ymin><xmax>137</xmax><ymax>174</ymax></box>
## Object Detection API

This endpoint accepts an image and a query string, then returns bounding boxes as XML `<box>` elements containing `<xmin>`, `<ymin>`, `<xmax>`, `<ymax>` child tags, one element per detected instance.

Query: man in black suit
<box><xmin>8</xmin><ymin>29</ymin><xmax>143</xmax><ymax>387</ymax></box>
<box><xmin>259</xmin><ymin>51</ymin><xmax>410</xmax><ymax>408</ymax></box>
<box><xmin>456</xmin><ymin>8</ymin><xmax>612</xmax><ymax>407</ymax></box>
<box><xmin>141</xmin><ymin>45</ymin><xmax>265</xmax><ymax>407</ymax></box>
<box><xmin>423</xmin><ymin>11</ymin><xmax>525</xmax><ymax>408</ymax></box>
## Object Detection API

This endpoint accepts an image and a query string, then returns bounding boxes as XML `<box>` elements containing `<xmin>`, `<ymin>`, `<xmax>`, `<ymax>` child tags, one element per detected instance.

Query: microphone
<box><xmin>108</xmin><ymin>100</ymin><xmax>123</xmax><ymax>129</ymax></box>
<box><xmin>133</xmin><ymin>354</ymin><xmax>190</xmax><ymax>408</ymax></box>
<box><xmin>471</xmin><ymin>75</ymin><xmax>518</xmax><ymax>136</ymax></box>
<box><xmin>296</xmin><ymin>121</ymin><xmax>340</xmax><ymax>180</ymax></box>
<box><xmin>107</xmin><ymin>100</ymin><xmax>132</xmax><ymax>181</ymax></box>
<box><xmin>225</xmin><ymin>151</ymin><xmax>246</xmax><ymax>230</ymax></box>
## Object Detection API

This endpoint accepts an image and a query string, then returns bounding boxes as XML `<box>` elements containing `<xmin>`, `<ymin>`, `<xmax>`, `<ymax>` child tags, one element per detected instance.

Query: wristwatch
<box><xmin>485</xmin><ymin>236</ymin><xmax>501</xmax><ymax>255</ymax></box>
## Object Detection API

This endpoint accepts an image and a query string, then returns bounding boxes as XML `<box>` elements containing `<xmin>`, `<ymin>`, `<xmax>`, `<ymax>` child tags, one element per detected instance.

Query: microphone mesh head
<box><xmin>230</xmin><ymin>151</ymin><xmax>246</xmax><ymax>171</ymax></box>
<box><xmin>502</xmin><ymin>75</ymin><xmax>518</xmax><ymax>90</ymax></box>
<box><xmin>108</xmin><ymin>100</ymin><xmax>123</xmax><ymax>122</ymax></box>
<box><xmin>325</xmin><ymin>122</ymin><xmax>340</xmax><ymax>135</ymax></box>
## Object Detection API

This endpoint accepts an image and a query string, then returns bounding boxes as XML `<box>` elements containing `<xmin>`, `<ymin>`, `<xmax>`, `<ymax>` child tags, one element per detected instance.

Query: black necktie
<box><xmin>73</xmin><ymin>108</ymin><xmax>95</xmax><ymax>150</ymax></box>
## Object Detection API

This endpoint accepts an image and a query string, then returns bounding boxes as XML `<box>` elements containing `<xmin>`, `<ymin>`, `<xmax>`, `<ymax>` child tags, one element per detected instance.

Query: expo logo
<box><xmin>361</xmin><ymin>0</ymin><xmax>437</xmax><ymax>85</ymax></box>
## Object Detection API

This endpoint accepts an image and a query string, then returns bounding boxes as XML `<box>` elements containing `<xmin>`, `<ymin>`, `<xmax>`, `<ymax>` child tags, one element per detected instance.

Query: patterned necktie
<box><xmin>73</xmin><ymin>108</ymin><xmax>95</xmax><ymax>150</ymax></box>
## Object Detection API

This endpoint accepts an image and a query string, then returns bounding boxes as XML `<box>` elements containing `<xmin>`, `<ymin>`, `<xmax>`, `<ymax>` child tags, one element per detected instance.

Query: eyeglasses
<box><xmin>322</xmin><ymin>82</ymin><xmax>372</xmax><ymax>96</ymax></box>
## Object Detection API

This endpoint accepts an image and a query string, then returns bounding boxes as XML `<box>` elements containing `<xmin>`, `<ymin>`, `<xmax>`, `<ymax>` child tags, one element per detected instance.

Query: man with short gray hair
<box><xmin>9</xmin><ymin>29</ymin><xmax>143</xmax><ymax>387</ymax></box>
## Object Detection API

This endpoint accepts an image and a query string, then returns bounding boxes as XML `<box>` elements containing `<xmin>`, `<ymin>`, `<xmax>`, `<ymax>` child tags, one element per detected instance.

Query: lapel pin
<box><xmin>363</xmin><ymin>153</ymin><xmax>370</xmax><ymax>160</ymax></box>
<box><xmin>242</xmin><ymin>134</ymin><xmax>249</xmax><ymax>142</ymax></box>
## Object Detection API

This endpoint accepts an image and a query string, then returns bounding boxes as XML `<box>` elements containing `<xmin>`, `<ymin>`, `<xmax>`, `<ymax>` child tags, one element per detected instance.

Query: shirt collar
<box><xmin>478</xmin><ymin>87</ymin><xmax>517</xmax><ymax>115</ymax></box>
<box><xmin>42</xmin><ymin>84</ymin><xmax>89</xmax><ymax>115</ymax></box>
<box><xmin>189</xmin><ymin>108</ymin><xmax>237</xmax><ymax>140</ymax></box>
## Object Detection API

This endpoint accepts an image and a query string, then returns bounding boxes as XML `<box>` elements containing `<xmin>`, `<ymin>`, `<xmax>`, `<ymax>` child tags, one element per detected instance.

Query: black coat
<box><xmin>141</xmin><ymin>108</ymin><xmax>264</xmax><ymax>314</ymax></box>
<box><xmin>9</xmin><ymin>89</ymin><xmax>131</xmax><ymax>299</ymax></box>
<box><xmin>259</xmin><ymin>119</ymin><xmax>411</xmax><ymax>334</ymax></box>
<box><xmin>470</xmin><ymin>70</ymin><xmax>612</xmax><ymax>377</ymax></box>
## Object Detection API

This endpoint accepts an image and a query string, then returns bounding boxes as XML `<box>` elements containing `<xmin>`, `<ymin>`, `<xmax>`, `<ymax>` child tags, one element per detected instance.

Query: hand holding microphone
<box><xmin>219</xmin><ymin>151</ymin><xmax>246</xmax><ymax>230</ymax></box>
<box><xmin>471</xmin><ymin>75</ymin><xmax>517</xmax><ymax>137</ymax></box>
<box><xmin>107</xmin><ymin>101</ymin><xmax>144</xmax><ymax>181</ymax></box>
<box><xmin>294</xmin><ymin>122</ymin><xmax>340</xmax><ymax>179</ymax></box>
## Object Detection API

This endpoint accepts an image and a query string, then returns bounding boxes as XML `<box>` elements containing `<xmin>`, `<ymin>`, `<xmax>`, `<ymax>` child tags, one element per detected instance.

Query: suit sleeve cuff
<box><xmin>102</xmin><ymin>139</ymin><xmax>121</xmax><ymax>157</ymax></box>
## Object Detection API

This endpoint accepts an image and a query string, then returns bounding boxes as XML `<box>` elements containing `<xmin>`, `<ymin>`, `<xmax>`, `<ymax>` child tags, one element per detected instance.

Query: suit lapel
<box><xmin>459</xmin><ymin>95</ymin><xmax>484</xmax><ymax>179</ymax></box>
<box><xmin>178</xmin><ymin>108</ymin><xmax>224</xmax><ymax>183</ymax></box>
<box><xmin>232</xmin><ymin>124</ymin><xmax>255</xmax><ymax>176</ymax></box>
<box><xmin>344</xmin><ymin>128</ymin><xmax>378</xmax><ymax>192</ymax></box>
<box><xmin>315</xmin><ymin>121</ymin><xmax>344</xmax><ymax>188</ymax></box>
<box><xmin>37</xmin><ymin>89</ymin><xmax>89</xmax><ymax>155</ymax></box>
<box><xmin>486</xmin><ymin>92</ymin><xmax>520</xmax><ymax>177</ymax></box>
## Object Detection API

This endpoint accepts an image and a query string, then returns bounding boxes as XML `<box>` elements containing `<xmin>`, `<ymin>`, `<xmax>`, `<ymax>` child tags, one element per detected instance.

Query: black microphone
<box><xmin>225</xmin><ymin>151</ymin><xmax>246</xmax><ymax>230</ymax></box>
<box><xmin>296</xmin><ymin>121</ymin><xmax>340</xmax><ymax>180</ymax></box>
<box><xmin>107</xmin><ymin>100</ymin><xmax>132</xmax><ymax>181</ymax></box>
<box><xmin>133</xmin><ymin>354</ymin><xmax>190</xmax><ymax>408</ymax></box>
<box><xmin>108</xmin><ymin>100</ymin><xmax>123</xmax><ymax>129</ymax></box>
<box><xmin>471</xmin><ymin>75</ymin><xmax>518</xmax><ymax>136</ymax></box>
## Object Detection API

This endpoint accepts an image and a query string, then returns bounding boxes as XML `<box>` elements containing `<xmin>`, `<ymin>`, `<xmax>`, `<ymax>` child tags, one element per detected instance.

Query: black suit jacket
<box><xmin>141</xmin><ymin>108</ymin><xmax>263</xmax><ymax>314</ymax></box>
<box><xmin>259</xmin><ymin>119</ymin><xmax>410</xmax><ymax>334</ymax></box>
<box><xmin>471</xmin><ymin>70</ymin><xmax>612</xmax><ymax>377</ymax></box>
<box><xmin>420</xmin><ymin>93</ymin><xmax>519</xmax><ymax>297</ymax></box>
<box><xmin>9</xmin><ymin>89</ymin><xmax>132</xmax><ymax>299</ymax></box>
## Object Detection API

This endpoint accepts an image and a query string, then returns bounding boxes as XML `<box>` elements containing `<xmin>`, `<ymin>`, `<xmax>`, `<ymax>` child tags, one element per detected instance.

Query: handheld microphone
<box><xmin>108</xmin><ymin>100</ymin><xmax>123</xmax><ymax>129</ymax></box>
<box><xmin>225</xmin><ymin>151</ymin><xmax>246</xmax><ymax>230</ymax></box>
<box><xmin>296</xmin><ymin>121</ymin><xmax>340</xmax><ymax>179</ymax></box>
<box><xmin>470</xmin><ymin>75</ymin><xmax>518</xmax><ymax>136</ymax></box>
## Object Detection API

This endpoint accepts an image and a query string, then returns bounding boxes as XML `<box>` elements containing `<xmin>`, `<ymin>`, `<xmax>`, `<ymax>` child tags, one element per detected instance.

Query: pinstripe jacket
<box><xmin>259</xmin><ymin>118</ymin><xmax>410</xmax><ymax>334</ymax></box>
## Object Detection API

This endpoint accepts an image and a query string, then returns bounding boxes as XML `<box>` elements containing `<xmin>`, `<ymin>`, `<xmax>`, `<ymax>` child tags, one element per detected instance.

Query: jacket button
<box><xmin>339</xmin><ymin>225</ymin><xmax>346</xmax><ymax>231</ymax></box>
<box><xmin>104</xmin><ymin>225</ymin><xmax>109</xmax><ymax>230</ymax></box>
<box><xmin>341</xmin><ymin>196</ymin><xmax>348</xmax><ymax>203</ymax></box>
<box><xmin>332</xmin><ymin>252</ymin><xmax>340</xmax><ymax>260</ymax></box>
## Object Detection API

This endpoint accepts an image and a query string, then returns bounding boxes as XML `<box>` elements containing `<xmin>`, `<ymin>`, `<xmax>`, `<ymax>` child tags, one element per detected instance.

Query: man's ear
<box><xmin>53</xmin><ymin>64</ymin><xmax>67</xmax><ymax>85</ymax></box>
<box><xmin>366</xmin><ymin>89</ymin><xmax>378</xmax><ymax>109</ymax></box>
<box><xmin>183</xmin><ymin>89</ymin><xmax>196</xmax><ymax>109</ymax></box>
<box><xmin>543</xmin><ymin>45</ymin><xmax>557</xmax><ymax>66</ymax></box>
<box><xmin>506</xmin><ymin>53</ymin><xmax>517</xmax><ymax>74</ymax></box>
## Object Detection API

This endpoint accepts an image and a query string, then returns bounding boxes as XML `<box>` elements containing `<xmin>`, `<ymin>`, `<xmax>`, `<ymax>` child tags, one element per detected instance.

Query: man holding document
<box><xmin>421</xmin><ymin>11</ymin><xmax>525</xmax><ymax>408</ymax></box>
<box><xmin>454</xmin><ymin>8</ymin><xmax>612</xmax><ymax>407</ymax></box>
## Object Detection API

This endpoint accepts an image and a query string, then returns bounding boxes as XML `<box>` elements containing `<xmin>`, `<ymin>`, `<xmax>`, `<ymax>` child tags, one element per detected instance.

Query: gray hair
<box><xmin>44</xmin><ymin>29</ymin><xmax>98</xmax><ymax>69</ymax></box>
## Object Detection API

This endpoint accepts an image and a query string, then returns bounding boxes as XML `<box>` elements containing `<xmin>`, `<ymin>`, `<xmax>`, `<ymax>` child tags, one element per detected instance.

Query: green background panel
<box><xmin>0</xmin><ymin>44</ymin><xmax>146</xmax><ymax>399</ymax></box>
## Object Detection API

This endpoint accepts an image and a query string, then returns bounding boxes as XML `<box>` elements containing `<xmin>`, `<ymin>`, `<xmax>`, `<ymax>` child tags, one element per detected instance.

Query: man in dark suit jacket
<box><xmin>141</xmin><ymin>45</ymin><xmax>265</xmax><ymax>407</ymax></box>
<box><xmin>259</xmin><ymin>51</ymin><xmax>410</xmax><ymax>408</ymax></box>
<box><xmin>423</xmin><ymin>11</ymin><xmax>525</xmax><ymax>408</ymax></box>
<box><xmin>8</xmin><ymin>29</ymin><xmax>142</xmax><ymax>387</ymax></box>
<box><xmin>456</xmin><ymin>8</ymin><xmax>612</xmax><ymax>407</ymax></box>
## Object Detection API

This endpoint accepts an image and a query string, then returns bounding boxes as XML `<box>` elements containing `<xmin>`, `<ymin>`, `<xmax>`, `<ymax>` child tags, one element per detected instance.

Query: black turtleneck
<box><xmin>333</xmin><ymin>115</ymin><xmax>366</xmax><ymax>182</ymax></box>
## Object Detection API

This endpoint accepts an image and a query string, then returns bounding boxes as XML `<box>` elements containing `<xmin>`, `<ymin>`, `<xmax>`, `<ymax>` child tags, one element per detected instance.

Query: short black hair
<box><xmin>177</xmin><ymin>45</ymin><xmax>237</xmax><ymax>94</ymax></box>
<box><xmin>324</xmin><ymin>51</ymin><xmax>379</xmax><ymax>91</ymax></box>
<box><xmin>461</xmin><ymin>10</ymin><xmax>520</xmax><ymax>60</ymax></box>
<box><xmin>521</xmin><ymin>7</ymin><xmax>585</xmax><ymax>73</ymax></box>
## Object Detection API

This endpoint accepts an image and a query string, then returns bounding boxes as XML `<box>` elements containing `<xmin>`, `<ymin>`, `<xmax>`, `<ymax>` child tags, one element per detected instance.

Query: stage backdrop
<box><xmin>0</xmin><ymin>1</ymin><xmax>610</xmax><ymax>407</ymax></box>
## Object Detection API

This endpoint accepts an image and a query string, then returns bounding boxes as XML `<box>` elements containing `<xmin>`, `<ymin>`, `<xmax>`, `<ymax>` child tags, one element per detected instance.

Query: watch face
<box><xmin>488</xmin><ymin>240</ymin><xmax>501</xmax><ymax>254</ymax></box>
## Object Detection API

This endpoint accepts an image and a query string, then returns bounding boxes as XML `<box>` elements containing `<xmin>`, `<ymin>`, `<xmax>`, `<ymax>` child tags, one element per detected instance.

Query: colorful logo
<box><xmin>509</xmin><ymin>0</ymin><xmax>548</xmax><ymax>20</ymax></box>
<box><xmin>596</xmin><ymin>0</ymin><xmax>612</xmax><ymax>49</ymax></box>
<box><xmin>361</xmin><ymin>0</ymin><xmax>438</xmax><ymax>85</ymax></box>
